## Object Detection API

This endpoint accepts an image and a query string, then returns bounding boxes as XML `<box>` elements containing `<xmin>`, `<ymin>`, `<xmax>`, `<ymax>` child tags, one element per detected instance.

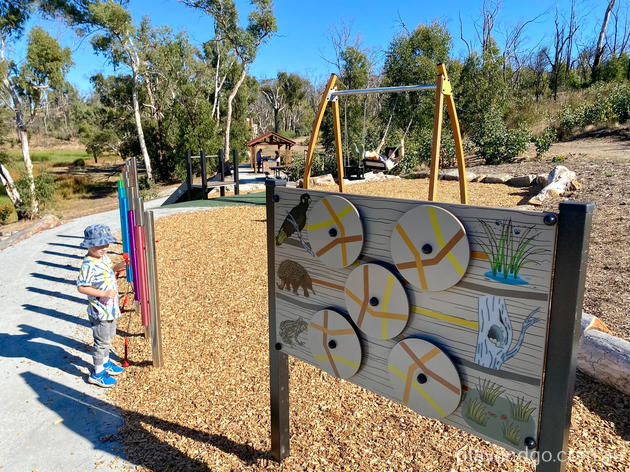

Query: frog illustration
<box><xmin>279</xmin><ymin>317</ymin><xmax>308</xmax><ymax>346</ymax></box>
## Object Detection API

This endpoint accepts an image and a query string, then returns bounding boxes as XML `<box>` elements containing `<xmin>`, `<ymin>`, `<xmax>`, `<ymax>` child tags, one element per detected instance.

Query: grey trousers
<box><xmin>90</xmin><ymin>317</ymin><xmax>117</xmax><ymax>368</ymax></box>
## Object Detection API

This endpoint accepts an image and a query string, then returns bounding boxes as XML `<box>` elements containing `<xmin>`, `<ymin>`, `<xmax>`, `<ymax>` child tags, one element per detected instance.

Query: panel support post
<box><xmin>186</xmin><ymin>149</ymin><xmax>192</xmax><ymax>201</ymax></box>
<box><xmin>537</xmin><ymin>202</ymin><xmax>594</xmax><ymax>472</ymax></box>
<box><xmin>266</xmin><ymin>179</ymin><xmax>289</xmax><ymax>461</ymax></box>
<box><xmin>200</xmin><ymin>150</ymin><xmax>207</xmax><ymax>200</ymax></box>
<box><xmin>218</xmin><ymin>149</ymin><xmax>225</xmax><ymax>197</ymax></box>
<box><xmin>233</xmin><ymin>149</ymin><xmax>240</xmax><ymax>195</ymax></box>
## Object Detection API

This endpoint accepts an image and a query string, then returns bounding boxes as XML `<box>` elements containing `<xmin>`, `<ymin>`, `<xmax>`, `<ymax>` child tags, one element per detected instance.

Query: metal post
<box><xmin>266</xmin><ymin>180</ymin><xmax>289</xmax><ymax>461</ymax></box>
<box><xmin>145</xmin><ymin>211</ymin><xmax>163</xmax><ymax>367</ymax></box>
<box><xmin>131</xmin><ymin>156</ymin><xmax>139</xmax><ymax>192</ymax></box>
<box><xmin>186</xmin><ymin>150</ymin><xmax>193</xmax><ymax>201</ymax></box>
<box><xmin>232</xmin><ymin>149</ymin><xmax>240</xmax><ymax>195</ymax></box>
<box><xmin>218</xmin><ymin>149</ymin><xmax>225</xmax><ymax>197</ymax></box>
<box><xmin>536</xmin><ymin>202</ymin><xmax>594</xmax><ymax>472</ymax></box>
<box><xmin>201</xmin><ymin>150</ymin><xmax>208</xmax><ymax>200</ymax></box>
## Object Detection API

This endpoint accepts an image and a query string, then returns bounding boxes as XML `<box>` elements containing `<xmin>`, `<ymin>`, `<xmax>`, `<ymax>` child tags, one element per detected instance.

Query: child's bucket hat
<box><xmin>80</xmin><ymin>224</ymin><xmax>118</xmax><ymax>249</ymax></box>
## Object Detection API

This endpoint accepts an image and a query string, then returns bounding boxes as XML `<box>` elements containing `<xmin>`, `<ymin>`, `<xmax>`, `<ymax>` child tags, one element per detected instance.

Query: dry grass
<box><xmin>108</xmin><ymin>181</ymin><xmax>629</xmax><ymax>472</ymax></box>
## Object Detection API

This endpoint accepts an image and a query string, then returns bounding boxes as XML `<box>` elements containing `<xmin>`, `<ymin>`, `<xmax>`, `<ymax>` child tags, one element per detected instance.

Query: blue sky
<box><xmin>11</xmin><ymin>0</ymin><xmax>607</xmax><ymax>95</ymax></box>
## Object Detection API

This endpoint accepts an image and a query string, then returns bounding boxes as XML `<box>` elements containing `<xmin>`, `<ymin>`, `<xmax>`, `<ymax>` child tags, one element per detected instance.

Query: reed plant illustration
<box><xmin>502</xmin><ymin>422</ymin><xmax>522</xmax><ymax>446</ymax></box>
<box><xmin>464</xmin><ymin>398</ymin><xmax>489</xmax><ymax>426</ymax></box>
<box><xmin>478</xmin><ymin>218</ymin><xmax>545</xmax><ymax>283</ymax></box>
<box><xmin>476</xmin><ymin>378</ymin><xmax>505</xmax><ymax>405</ymax></box>
<box><xmin>509</xmin><ymin>396</ymin><xmax>536</xmax><ymax>422</ymax></box>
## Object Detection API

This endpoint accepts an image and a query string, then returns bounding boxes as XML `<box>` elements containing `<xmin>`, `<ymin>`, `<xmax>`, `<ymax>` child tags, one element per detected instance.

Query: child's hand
<box><xmin>102</xmin><ymin>289</ymin><xmax>118</xmax><ymax>299</ymax></box>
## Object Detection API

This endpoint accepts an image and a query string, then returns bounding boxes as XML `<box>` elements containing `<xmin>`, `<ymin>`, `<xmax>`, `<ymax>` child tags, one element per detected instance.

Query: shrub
<box><xmin>473</xmin><ymin>108</ymin><xmax>530</xmax><ymax>164</ymax></box>
<box><xmin>290</xmin><ymin>152</ymin><xmax>338</xmax><ymax>180</ymax></box>
<box><xmin>138</xmin><ymin>176</ymin><xmax>158</xmax><ymax>200</ymax></box>
<box><xmin>72</xmin><ymin>158</ymin><xmax>86</xmax><ymax>167</ymax></box>
<box><xmin>0</xmin><ymin>204</ymin><xmax>13</xmax><ymax>224</ymax></box>
<box><xmin>56</xmin><ymin>175</ymin><xmax>89</xmax><ymax>197</ymax></box>
<box><xmin>14</xmin><ymin>173</ymin><xmax>58</xmax><ymax>217</ymax></box>
<box><xmin>609</xmin><ymin>85</ymin><xmax>630</xmax><ymax>123</ymax></box>
<box><xmin>534</xmin><ymin>127</ymin><xmax>557</xmax><ymax>157</ymax></box>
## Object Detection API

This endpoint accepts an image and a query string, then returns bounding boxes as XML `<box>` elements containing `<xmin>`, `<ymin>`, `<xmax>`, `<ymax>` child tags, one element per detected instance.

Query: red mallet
<box><xmin>122</xmin><ymin>338</ymin><xmax>130</xmax><ymax>367</ymax></box>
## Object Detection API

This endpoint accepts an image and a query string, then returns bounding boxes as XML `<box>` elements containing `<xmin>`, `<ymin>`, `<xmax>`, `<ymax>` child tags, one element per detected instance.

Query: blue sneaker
<box><xmin>88</xmin><ymin>370</ymin><xmax>117</xmax><ymax>388</ymax></box>
<box><xmin>104</xmin><ymin>361</ymin><xmax>124</xmax><ymax>376</ymax></box>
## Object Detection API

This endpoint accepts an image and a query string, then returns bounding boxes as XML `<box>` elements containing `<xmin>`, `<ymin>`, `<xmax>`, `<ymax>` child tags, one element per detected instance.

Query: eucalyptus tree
<box><xmin>278</xmin><ymin>72</ymin><xmax>307</xmax><ymax>133</ymax></box>
<box><xmin>88</xmin><ymin>0</ymin><xmax>153</xmax><ymax>180</ymax></box>
<box><xmin>181</xmin><ymin>0</ymin><xmax>277</xmax><ymax>164</ymax></box>
<box><xmin>0</xmin><ymin>24</ymin><xmax>72</xmax><ymax>217</ymax></box>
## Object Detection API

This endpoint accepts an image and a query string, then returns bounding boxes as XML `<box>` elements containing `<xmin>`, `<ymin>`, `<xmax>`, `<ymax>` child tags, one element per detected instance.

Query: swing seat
<box><xmin>362</xmin><ymin>158</ymin><xmax>387</xmax><ymax>172</ymax></box>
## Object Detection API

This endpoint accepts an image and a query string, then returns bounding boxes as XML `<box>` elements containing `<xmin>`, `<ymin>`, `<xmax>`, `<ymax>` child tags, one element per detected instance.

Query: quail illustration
<box><xmin>276</xmin><ymin>193</ymin><xmax>311</xmax><ymax>245</ymax></box>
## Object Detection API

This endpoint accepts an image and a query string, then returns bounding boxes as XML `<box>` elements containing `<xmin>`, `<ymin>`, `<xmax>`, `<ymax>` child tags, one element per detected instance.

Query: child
<box><xmin>76</xmin><ymin>224</ymin><xmax>126</xmax><ymax>387</ymax></box>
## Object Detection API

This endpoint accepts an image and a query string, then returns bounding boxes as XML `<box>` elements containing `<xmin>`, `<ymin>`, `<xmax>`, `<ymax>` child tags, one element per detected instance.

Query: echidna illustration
<box><xmin>277</xmin><ymin>260</ymin><xmax>315</xmax><ymax>297</ymax></box>
<box><xmin>279</xmin><ymin>317</ymin><xmax>308</xmax><ymax>346</ymax></box>
<box><xmin>276</xmin><ymin>193</ymin><xmax>311</xmax><ymax>245</ymax></box>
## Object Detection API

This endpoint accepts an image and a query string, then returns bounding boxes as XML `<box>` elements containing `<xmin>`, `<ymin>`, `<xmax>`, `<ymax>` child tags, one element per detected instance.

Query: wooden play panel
<box><xmin>308</xmin><ymin>309</ymin><xmax>362</xmax><ymax>379</ymax></box>
<box><xmin>344</xmin><ymin>263</ymin><xmax>409</xmax><ymax>339</ymax></box>
<box><xmin>391</xmin><ymin>205</ymin><xmax>470</xmax><ymax>291</ymax></box>
<box><xmin>306</xmin><ymin>195</ymin><xmax>363</xmax><ymax>268</ymax></box>
<box><xmin>387</xmin><ymin>338</ymin><xmax>462</xmax><ymax>418</ymax></box>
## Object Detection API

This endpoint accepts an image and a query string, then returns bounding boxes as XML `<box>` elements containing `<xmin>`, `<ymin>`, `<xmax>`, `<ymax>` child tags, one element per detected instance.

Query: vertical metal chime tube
<box><xmin>127</xmin><ymin>186</ymin><xmax>140</xmax><ymax>299</ymax></box>
<box><xmin>133</xmin><ymin>197</ymin><xmax>150</xmax><ymax>328</ymax></box>
<box><xmin>118</xmin><ymin>179</ymin><xmax>130</xmax><ymax>256</ymax></box>
<box><xmin>122</xmin><ymin>171</ymin><xmax>133</xmax><ymax>283</ymax></box>
<box><xmin>145</xmin><ymin>210</ymin><xmax>163</xmax><ymax>367</ymax></box>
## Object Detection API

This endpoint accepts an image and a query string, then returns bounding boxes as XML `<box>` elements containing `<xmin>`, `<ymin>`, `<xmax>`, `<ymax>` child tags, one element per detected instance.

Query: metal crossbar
<box><xmin>328</xmin><ymin>84</ymin><xmax>436</xmax><ymax>101</ymax></box>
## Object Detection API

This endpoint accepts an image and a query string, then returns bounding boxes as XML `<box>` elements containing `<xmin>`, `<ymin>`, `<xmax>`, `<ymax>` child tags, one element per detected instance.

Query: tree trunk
<box><xmin>475</xmin><ymin>295</ymin><xmax>541</xmax><ymax>370</ymax></box>
<box><xmin>224</xmin><ymin>65</ymin><xmax>248</xmax><ymax>165</ymax></box>
<box><xmin>17</xmin><ymin>127</ymin><xmax>37</xmax><ymax>217</ymax></box>
<box><xmin>0</xmin><ymin>162</ymin><xmax>23</xmax><ymax>210</ymax></box>
<box><xmin>131</xmin><ymin>63</ymin><xmax>153</xmax><ymax>181</ymax></box>
<box><xmin>593</xmin><ymin>0</ymin><xmax>617</xmax><ymax>69</ymax></box>
<box><xmin>273</xmin><ymin>107</ymin><xmax>279</xmax><ymax>133</ymax></box>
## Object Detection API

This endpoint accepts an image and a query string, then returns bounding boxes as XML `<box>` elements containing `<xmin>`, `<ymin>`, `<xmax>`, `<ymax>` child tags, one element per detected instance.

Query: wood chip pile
<box><xmin>109</xmin><ymin>181</ymin><xmax>629</xmax><ymax>471</ymax></box>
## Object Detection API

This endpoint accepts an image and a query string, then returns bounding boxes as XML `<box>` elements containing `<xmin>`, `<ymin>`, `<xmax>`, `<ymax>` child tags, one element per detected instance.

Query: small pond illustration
<box><xmin>478</xmin><ymin>218</ymin><xmax>546</xmax><ymax>286</ymax></box>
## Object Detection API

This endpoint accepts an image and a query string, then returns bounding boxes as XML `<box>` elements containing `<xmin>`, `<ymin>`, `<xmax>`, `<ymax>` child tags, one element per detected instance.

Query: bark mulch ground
<box><xmin>108</xmin><ymin>175</ymin><xmax>629</xmax><ymax>472</ymax></box>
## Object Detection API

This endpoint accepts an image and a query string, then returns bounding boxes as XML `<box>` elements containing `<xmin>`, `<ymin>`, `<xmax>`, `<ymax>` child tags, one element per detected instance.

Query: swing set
<box><xmin>303</xmin><ymin>63</ymin><xmax>469</xmax><ymax>204</ymax></box>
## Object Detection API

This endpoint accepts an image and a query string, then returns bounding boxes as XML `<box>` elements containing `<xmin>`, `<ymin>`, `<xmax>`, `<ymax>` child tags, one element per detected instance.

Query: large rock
<box><xmin>439</xmin><ymin>169</ymin><xmax>477</xmax><ymax>181</ymax></box>
<box><xmin>579</xmin><ymin>312</ymin><xmax>630</xmax><ymax>396</ymax></box>
<box><xmin>0</xmin><ymin>214</ymin><xmax>62</xmax><ymax>251</ymax></box>
<box><xmin>311</xmin><ymin>174</ymin><xmax>336</xmax><ymax>186</ymax></box>
<box><xmin>507</xmin><ymin>174</ymin><xmax>536</xmax><ymax>187</ymax></box>
<box><xmin>482</xmin><ymin>173</ymin><xmax>513</xmax><ymax>184</ymax></box>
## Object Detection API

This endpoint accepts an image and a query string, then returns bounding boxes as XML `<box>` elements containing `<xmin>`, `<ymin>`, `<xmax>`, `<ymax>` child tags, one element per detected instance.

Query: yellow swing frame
<box><xmin>303</xmin><ymin>63</ymin><xmax>468</xmax><ymax>204</ymax></box>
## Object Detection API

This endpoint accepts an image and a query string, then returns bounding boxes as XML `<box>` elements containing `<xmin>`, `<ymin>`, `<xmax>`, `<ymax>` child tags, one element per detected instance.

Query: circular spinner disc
<box><xmin>388</xmin><ymin>338</ymin><xmax>462</xmax><ymax>418</ymax></box>
<box><xmin>308</xmin><ymin>309</ymin><xmax>362</xmax><ymax>379</ymax></box>
<box><xmin>391</xmin><ymin>205</ymin><xmax>470</xmax><ymax>291</ymax></box>
<box><xmin>344</xmin><ymin>263</ymin><xmax>409</xmax><ymax>339</ymax></box>
<box><xmin>306</xmin><ymin>195</ymin><xmax>363</xmax><ymax>268</ymax></box>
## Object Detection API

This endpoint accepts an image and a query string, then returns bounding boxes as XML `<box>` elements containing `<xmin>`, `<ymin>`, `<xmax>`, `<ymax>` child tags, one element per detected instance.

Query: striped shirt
<box><xmin>76</xmin><ymin>254</ymin><xmax>121</xmax><ymax>321</ymax></box>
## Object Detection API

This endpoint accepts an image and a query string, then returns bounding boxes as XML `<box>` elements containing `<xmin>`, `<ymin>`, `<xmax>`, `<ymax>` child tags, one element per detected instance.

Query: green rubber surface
<box><xmin>161</xmin><ymin>191</ymin><xmax>266</xmax><ymax>208</ymax></box>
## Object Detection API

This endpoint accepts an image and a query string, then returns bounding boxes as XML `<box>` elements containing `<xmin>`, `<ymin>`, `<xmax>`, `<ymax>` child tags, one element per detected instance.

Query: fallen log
<box><xmin>578</xmin><ymin>312</ymin><xmax>630</xmax><ymax>396</ymax></box>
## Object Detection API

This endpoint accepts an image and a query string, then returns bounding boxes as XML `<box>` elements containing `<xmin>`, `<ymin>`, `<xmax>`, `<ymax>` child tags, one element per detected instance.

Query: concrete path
<box><xmin>0</xmin><ymin>197</ymin><xmax>210</xmax><ymax>472</ymax></box>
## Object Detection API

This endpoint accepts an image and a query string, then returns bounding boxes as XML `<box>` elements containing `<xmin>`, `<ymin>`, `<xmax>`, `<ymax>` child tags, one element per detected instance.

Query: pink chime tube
<box><xmin>134</xmin><ymin>223</ymin><xmax>150</xmax><ymax>327</ymax></box>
